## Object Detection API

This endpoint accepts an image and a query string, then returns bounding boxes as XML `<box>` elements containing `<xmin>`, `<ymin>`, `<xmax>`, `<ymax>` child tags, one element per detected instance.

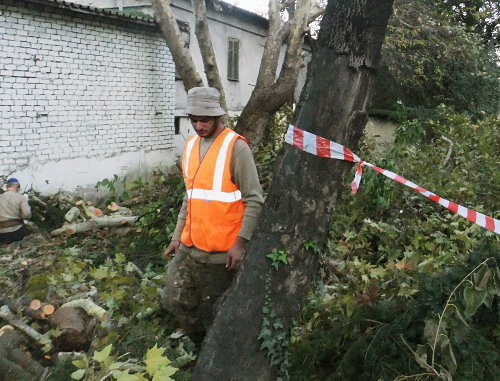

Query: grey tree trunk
<box><xmin>191</xmin><ymin>0</ymin><xmax>228</xmax><ymax>112</ymax></box>
<box><xmin>235</xmin><ymin>0</ymin><xmax>312</xmax><ymax>146</ymax></box>
<box><xmin>192</xmin><ymin>0</ymin><xmax>394</xmax><ymax>380</ymax></box>
<box><xmin>150</xmin><ymin>0</ymin><xmax>203</xmax><ymax>90</ymax></box>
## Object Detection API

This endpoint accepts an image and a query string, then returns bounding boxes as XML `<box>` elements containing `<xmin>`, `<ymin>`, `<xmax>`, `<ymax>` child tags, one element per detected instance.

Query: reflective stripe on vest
<box><xmin>184</xmin><ymin>130</ymin><xmax>242</xmax><ymax>202</ymax></box>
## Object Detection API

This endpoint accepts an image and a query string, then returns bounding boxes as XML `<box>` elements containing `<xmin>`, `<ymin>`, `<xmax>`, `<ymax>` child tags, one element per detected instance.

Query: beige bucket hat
<box><xmin>186</xmin><ymin>87</ymin><xmax>226</xmax><ymax>116</ymax></box>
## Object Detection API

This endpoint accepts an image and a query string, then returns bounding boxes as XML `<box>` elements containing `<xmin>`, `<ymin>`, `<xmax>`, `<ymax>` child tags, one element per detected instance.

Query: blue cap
<box><xmin>6</xmin><ymin>178</ymin><xmax>19</xmax><ymax>183</ymax></box>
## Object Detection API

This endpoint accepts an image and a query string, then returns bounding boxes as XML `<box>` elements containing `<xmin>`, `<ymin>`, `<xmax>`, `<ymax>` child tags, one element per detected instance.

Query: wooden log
<box><xmin>0</xmin><ymin>297</ymin><xmax>46</xmax><ymax>320</ymax></box>
<box><xmin>50</xmin><ymin>216</ymin><xmax>137</xmax><ymax>236</ymax></box>
<box><xmin>59</xmin><ymin>299</ymin><xmax>109</xmax><ymax>321</ymax></box>
<box><xmin>0</xmin><ymin>328</ymin><xmax>47</xmax><ymax>381</ymax></box>
<box><xmin>0</xmin><ymin>305</ymin><xmax>44</xmax><ymax>343</ymax></box>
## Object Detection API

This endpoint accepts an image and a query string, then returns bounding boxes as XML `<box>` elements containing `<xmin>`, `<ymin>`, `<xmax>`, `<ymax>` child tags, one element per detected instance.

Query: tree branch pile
<box><xmin>50</xmin><ymin>200</ymin><xmax>137</xmax><ymax>236</ymax></box>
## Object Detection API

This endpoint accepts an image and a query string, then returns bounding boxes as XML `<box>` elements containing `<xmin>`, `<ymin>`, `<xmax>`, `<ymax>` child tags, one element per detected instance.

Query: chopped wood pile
<box><xmin>0</xmin><ymin>295</ymin><xmax>108</xmax><ymax>380</ymax></box>
<box><xmin>50</xmin><ymin>200</ymin><xmax>138</xmax><ymax>236</ymax></box>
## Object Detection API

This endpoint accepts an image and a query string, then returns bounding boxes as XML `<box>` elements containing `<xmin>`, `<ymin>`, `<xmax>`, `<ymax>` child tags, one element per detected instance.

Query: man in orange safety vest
<box><xmin>162</xmin><ymin>87</ymin><xmax>264</xmax><ymax>342</ymax></box>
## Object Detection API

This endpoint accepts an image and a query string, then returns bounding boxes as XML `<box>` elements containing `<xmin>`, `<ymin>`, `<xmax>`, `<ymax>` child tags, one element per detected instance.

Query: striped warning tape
<box><xmin>285</xmin><ymin>125</ymin><xmax>499</xmax><ymax>234</ymax></box>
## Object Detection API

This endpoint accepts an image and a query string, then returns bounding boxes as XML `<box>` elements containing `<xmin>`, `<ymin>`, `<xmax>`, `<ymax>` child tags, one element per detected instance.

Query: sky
<box><xmin>227</xmin><ymin>0</ymin><xmax>268</xmax><ymax>15</ymax></box>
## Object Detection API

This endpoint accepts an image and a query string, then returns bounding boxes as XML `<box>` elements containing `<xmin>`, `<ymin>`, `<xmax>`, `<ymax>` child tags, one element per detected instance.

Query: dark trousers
<box><xmin>0</xmin><ymin>225</ymin><xmax>28</xmax><ymax>244</ymax></box>
<box><xmin>162</xmin><ymin>244</ymin><xmax>234</xmax><ymax>342</ymax></box>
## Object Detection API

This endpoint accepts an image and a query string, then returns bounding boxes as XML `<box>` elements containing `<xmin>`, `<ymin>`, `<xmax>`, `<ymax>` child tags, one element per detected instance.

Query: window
<box><xmin>174</xmin><ymin>116</ymin><xmax>180</xmax><ymax>135</ymax></box>
<box><xmin>175</xmin><ymin>20</ymin><xmax>190</xmax><ymax>80</ymax></box>
<box><xmin>227</xmin><ymin>38</ymin><xmax>239</xmax><ymax>81</ymax></box>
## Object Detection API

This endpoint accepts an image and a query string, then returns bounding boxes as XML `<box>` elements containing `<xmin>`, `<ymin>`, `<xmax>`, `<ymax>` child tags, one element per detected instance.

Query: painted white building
<box><xmin>0</xmin><ymin>0</ymin><xmax>307</xmax><ymax>194</ymax></box>
<box><xmin>69</xmin><ymin>0</ymin><xmax>278</xmax><ymax>154</ymax></box>
<box><xmin>0</xmin><ymin>0</ymin><xmax>176</xmax><ymax>194</ymax></box>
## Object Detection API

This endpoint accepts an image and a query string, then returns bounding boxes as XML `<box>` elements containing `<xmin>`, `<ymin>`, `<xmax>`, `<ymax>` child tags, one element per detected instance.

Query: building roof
<box><xmin>19</xmin><ymin>0</ymin><xmax>268</xmax><ymax>28</ymax></box>
<box><xmin>19</xmin><ymin>0</ymin><xmax>157</xmax><ymax>25</ymax></box>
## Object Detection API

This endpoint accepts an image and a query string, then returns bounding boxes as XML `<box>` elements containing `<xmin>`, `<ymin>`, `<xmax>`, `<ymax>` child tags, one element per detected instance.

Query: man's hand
<box><xmin>226</xmin><ymin>237</ymin><xmax>248</xmax><ymax>270</ymax></box>
<box><xmin>164</xmin><ymin>240</ymin><xmax>180</xmax><ymax>259</ymax></box>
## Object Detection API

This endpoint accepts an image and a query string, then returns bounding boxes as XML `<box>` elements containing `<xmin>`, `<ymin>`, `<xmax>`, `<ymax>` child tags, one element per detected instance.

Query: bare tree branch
<box><xmin>191</xmin><ymin>0</ymin><xmax>228</xmax><ymax>113</ymax></box>
<box><xmin>150</xmin><ymin>0</ymin><xmax>203</xmax><ymax>90</ymax></box>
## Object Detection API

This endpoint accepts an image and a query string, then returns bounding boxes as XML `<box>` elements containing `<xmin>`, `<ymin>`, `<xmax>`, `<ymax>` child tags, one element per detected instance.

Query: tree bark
<box><xmin>191</xmin><ymin>0</ymin><xmax>228</xmax><ymax>113</ymax></box>
<box><xmin>150</xmin><ymin>0</ymin><xmax>203</xmax><ymax>90</ymax></box>
<box><xmin>193</xmin><ymin>1</ymin><xmax>394</xmax><ymax>380</ymax></box>
<box><xmin>235</xmin><ymin>0</ymin><xmax>313</xmax><ymax>146</ymax></box>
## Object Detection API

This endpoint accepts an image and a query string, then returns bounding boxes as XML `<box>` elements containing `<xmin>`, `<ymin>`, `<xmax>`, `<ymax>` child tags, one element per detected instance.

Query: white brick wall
<box><xmin>0</xmin><ymin>0</ymin><xmax>175</xmax><ymax>181</ymax></box>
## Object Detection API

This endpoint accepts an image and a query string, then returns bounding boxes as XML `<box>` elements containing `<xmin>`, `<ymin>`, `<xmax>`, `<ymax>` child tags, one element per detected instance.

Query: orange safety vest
<box><xmin>180</xmin><ymin>128</ymin><xmax>246</xmax><ymax>252</ymax></box>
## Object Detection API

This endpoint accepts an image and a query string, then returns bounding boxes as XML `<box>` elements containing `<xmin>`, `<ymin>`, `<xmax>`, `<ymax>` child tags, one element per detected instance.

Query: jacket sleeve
<box><xmin>231</xmin><ymin>139</ymin><xmax>264</xmax><ymax>241</ymax></box>
<box><xmin>171</xmin><ymin>196</ymin><xmax>187</xmax><ymax>241</ymax></box>
<box><xmin>21</xmin><ymin>196</ymin><xmax>31</xmax><ymax>219</ymax></box>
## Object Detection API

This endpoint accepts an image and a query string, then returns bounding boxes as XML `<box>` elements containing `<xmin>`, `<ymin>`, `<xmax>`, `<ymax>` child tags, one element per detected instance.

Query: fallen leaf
<box><xmin>396</xmin><ymin>262</ymin><xmax>415</xmax><ymax>270</ymax></box>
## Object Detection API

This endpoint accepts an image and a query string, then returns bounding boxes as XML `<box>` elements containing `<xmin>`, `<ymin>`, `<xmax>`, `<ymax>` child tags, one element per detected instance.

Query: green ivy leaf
<box><xmin>71</xmin><ymin>369</ymin><xmax>85</xmax><ymax>380</ymax></box>
<box><xmin>277</xmin><ymin>253</ymin><xmax>288</xmax><ymax>264</ymax></box>
<box><xmin>266</xmin><ymin>253</ymin><xmax>278</xmax><ymax>261</ymax></box>
<box><xmin>72</xmin><ymin>358</ymin><xmax>87</xmax><ymax>369</ymax></box>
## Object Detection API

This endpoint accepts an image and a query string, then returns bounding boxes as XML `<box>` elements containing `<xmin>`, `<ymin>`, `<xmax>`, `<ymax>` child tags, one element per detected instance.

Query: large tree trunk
<box><xmin>193</xmin><ymin>1</ymin><xmax>394</xmax><ymax>380</ymax></box>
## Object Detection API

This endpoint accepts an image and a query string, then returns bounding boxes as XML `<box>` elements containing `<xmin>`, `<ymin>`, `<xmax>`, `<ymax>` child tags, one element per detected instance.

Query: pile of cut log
<box><xmin>51</xmin><ymin>201</ymin><xmax>138</xmax><ymax>236</ymax></box>
<box><xmin>0</xmin><ymin>294</ymin><xmax>108</xmax><ymax>380</ymax></box>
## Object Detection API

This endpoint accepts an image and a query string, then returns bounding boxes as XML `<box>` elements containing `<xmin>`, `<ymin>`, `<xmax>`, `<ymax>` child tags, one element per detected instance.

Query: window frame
<box><xmin>227</xmin><ymin>37</ymin><xmax>240</xmax><ymax>82</ymax></box>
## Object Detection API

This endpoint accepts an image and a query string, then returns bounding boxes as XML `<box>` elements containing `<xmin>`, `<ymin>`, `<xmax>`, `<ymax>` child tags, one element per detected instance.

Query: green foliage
<box><xmin>437</xmin><ymin>0</ymin><xmax>499</xmax><ymax>45</ymax></box>
<box><xmin>253</xmin><ymin>105</ymin><xmax>292</xmax><ymax>193</ymax></box>
<box><xmin>259</xmin><ymin>272</ymin><xmax>291</xmax><ymax>379</ymax></box>
<box><xmin>393</xmin><ymin>101</ymin><xmax>426</xmax><ymax>145</ymax></box>
<box><xmin>266</xmin><ymin>249</ymin><xmax>288</xmax><ymax>271</ymax></box>
<box><xmin>288</xmin><ymin>108</ymin><xmax>499</xmax><ymax>380</ymax></box>
<box><xmin>95</xmin><ymin>174</ymin><xmax>129</xmax><ymax>205</ymax></box>
<box><xmin>303</xmin><ymin>240</ymin><xmax>322</xmax><ymax>255</ymax></box>
<box><xmin>373</xmin><ymin>0</ymin><xmax>499</xmax><ymax>118</ymax></box>
<box><xmin>128</xmin><ymin>171</ymin><xmax>185</xmax><ymax>264</ymax></box>
<box><xmin>69</xmin><ymin>343</ymin><xmax>178</xmax><ymax>380</ymax></box>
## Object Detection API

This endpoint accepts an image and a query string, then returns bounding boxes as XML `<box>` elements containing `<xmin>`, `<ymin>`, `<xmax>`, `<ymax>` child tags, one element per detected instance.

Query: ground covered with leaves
<box><xmin>0</xmin><ymin>171</ymin><xmax>194</xmax><ymax>380</ymax></box>
<box><xmin>0</xmin><ymin>106</ymin><xmax>498</xmax><ymax>381</ymax></box>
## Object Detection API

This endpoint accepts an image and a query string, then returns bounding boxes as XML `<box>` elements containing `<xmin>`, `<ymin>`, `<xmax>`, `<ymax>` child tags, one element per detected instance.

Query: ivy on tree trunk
<box><xmin>192</xmin><ymin>0</ymin><xmax>395</xmax><ymax>380</ymax></box>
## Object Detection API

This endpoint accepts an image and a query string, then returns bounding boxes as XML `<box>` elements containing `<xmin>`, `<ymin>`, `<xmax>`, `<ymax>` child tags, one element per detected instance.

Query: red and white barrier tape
<box><xmin>285</xmin><ymin>125</ymin><xmax>499</xmax><ymax>234</ymax></box>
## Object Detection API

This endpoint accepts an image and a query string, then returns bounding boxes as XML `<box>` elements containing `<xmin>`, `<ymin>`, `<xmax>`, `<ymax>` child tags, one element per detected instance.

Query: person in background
<box><xmin>0</xmin><ymin>178</ymin><xmax>31</xmax><ymax>244</ymax></box>
<box><xmin>162</xmin><ymin>87</ymin><xmax>264</xmax><ymax>342</ymax></box>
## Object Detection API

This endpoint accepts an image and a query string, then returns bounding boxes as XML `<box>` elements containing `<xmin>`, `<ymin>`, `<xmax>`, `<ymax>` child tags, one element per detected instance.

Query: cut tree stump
<box><xmin>48</xmin><ymin>307</ymin><xmax>93</xmax><ymax>352</ymax></box>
